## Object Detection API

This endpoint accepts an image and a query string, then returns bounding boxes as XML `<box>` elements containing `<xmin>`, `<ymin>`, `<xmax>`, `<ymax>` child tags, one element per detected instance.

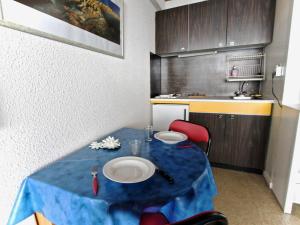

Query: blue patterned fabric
<box><xmin>8</xmin><ymin>128</ymin><xmax>217</xmax><ymax>225</ymax></box>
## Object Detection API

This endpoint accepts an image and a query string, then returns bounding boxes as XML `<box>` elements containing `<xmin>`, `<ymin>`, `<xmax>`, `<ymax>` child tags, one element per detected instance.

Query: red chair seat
<box><xmin>140</xmin><ymin>212</ymin><xmax>169</xmax><ymax>225</ymax></box>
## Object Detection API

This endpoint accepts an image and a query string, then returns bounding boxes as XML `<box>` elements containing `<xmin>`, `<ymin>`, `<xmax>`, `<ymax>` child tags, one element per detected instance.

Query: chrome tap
<box><xmin>234</xmin><ymin>81</ymin><xmax>248</xmax><ymax>96</ymax></box>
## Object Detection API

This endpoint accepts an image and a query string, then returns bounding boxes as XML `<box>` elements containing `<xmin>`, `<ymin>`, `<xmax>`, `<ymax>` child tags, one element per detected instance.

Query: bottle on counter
<box><xmin>231</xmin><ymin>66</ymin><xmax>239</xmax><ymax>77</ymax></box>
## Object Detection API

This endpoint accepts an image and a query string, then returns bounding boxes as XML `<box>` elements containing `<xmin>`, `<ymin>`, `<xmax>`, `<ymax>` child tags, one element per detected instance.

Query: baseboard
<box><xmin>294</xmin><ymin>184</ymin><xmax>300</xmax><ymax>204</ymax></box>
<box><xmin>263</xmin><ymin>170</ymin><xmax>273</xmax><ymax>189</ymax></box>
<box><xmin>211</xmin><ymin>163</ymin><xmax>262</xmax><ymax>174</ymax></box>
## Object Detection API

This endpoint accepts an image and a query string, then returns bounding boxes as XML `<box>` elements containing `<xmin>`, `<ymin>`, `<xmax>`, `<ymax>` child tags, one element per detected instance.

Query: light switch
<box><xmin>275</xmin><ymin>65</ymin><xmax>285</xmax><ymax>77</ymax></box>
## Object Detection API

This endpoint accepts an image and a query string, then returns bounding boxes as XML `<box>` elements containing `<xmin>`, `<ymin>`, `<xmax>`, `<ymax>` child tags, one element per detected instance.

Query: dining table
<box><xmin>8</xmin><ymin>128</ymin><xmax>218</xmax><ymax>225</ymax></box>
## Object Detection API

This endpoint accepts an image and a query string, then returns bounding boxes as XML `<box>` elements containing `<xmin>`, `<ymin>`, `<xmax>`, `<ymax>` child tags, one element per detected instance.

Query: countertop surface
<box><xmin>151</xmin><ymin>96</ymin><xmax>275</xmax><ymax>103</ymax></box>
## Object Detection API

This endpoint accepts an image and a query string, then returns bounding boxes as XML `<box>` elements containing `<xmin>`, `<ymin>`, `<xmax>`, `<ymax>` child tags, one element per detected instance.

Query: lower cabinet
<box><xmin>189</xmin><ymin>113</ymin><xmax>271</xmax><ymax>173</ymax></box>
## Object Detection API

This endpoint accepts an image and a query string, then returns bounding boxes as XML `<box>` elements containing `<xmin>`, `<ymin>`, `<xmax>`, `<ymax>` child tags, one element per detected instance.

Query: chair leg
<box><xmin>206</xmin><ymin>139</ymin><xmax>212</xmax><ymax>157</ymax></box>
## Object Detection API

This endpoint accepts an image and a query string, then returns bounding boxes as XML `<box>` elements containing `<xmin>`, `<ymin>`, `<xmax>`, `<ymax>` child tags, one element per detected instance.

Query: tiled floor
<box><xmin>213</xmin><ymin>168</ymin><xmax>300</xmax><ymax>225</ymax></box>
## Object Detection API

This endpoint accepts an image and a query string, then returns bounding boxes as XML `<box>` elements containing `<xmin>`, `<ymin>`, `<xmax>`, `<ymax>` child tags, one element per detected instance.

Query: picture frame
<box><xmin>0</xmin><ymin>0</ymin><xmax>124</xmax><ymax>58</ymax></box>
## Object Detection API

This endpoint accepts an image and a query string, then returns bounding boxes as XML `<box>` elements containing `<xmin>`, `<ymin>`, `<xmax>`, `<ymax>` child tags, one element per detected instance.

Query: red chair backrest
<box><xmin>140</xmin><ymin>211</ymin><xmax>228</xmax><ymax>225</ymax></box>
<box><xmin>169</xmin><ymin>120</ymin><xmax>209</xmax><ymax>143</ymax></box>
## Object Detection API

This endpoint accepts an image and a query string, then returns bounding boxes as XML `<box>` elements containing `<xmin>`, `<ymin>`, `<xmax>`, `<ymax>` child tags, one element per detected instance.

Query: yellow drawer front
<box><xmin>189</xmin><ymin>102</ymin><xmax>272</xmax><ymax>116</ymax></box>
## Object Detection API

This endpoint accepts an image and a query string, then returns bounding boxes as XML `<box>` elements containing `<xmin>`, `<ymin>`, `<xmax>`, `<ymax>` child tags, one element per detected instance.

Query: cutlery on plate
<box><xmin>155</xmin><ymin>166</ymin><xmax>174</xmax><ymax>184</ymax></box>
<box><xmin>91</xmin><ymin>166</ymin><xmax>99</xmax><ymax>195</ymax></box>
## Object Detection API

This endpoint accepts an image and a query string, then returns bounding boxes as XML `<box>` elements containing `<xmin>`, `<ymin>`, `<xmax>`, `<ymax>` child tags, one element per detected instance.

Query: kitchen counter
<box><xmin>151</xmin><ymin>96</ymin><xmax>275</xmax><ymax>103</ymax></box>
<box><xmin>150</xmin><ymin>97</ymin><xmax>274</xmax><ymax>116</ymax></box>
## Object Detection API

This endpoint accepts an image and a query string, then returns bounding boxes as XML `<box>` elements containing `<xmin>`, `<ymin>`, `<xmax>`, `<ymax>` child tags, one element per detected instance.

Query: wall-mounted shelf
<box><xmin>226</xmin><ymin>53</ymin><xmax>265</xmax><ymax>82</ymax></box>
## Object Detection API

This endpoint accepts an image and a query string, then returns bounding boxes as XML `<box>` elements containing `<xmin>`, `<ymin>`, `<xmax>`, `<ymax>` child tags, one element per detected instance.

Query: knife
<box><xmin>91</xmin><ymin>166</ymin><xmax>99</xmax><ymax>195</ymax></box>
<box><xmin>155</xmin><ymin>166</ymin><xmax>174</xmax><ymax>184</ymax></box>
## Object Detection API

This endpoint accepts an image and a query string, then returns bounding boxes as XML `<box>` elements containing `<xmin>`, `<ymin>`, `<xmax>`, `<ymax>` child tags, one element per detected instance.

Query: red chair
<box><xmin>169</xmin><ymin>120</ymin><xmax>211</xmax><ymax>156</ymax></box>
<box><xmin>140</xmin><ymin>211</ymin><xmax>228</xmax><ymax>225</ymax></box>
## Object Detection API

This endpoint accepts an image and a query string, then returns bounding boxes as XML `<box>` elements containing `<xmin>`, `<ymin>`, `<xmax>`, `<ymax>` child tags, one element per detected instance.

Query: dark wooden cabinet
<box><xmin>150</xmin><ymin>53</ymin><xmax>161</xmax><ymax>98</ymax></box>
<box><xmin>189</xmin><ymin>112</ymin><xmax>271</xmax><ymax>173</ymax></box>
<box><xmin>156</xmin><ymin>0</ymin><xmax>275</xmax><ymax>54</ymax></box>
<box><xmin>189</xmin><ymin>113</ymin><xmax>226</xmax><ymax>164</ymax></box>
<box><xmin>230</xmin><ymin>115</ymin><xmax>271</xmax><ymax>169</ymax></box>
<box><xmin>227</xmin><ymin>0</ymin><xmax>276</xmax><ymax>46</ymax></box>
<box><xmin>156</xmin><ymin>6</ymin><xmax>189</xmax><ymax>54</ymax></box>
<box><xmin>189</xmin><ymin>0</ymin><xmax>228</xmax><ymax>51</ymax></box>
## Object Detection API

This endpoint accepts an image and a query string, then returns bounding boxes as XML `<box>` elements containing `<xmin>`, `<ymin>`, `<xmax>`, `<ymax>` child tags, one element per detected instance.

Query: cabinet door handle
<box><xmin>229</xmin><ymin>115</ymin><xmax>235</xmax><ymax>120</ymax></box>
<box><xmin>218</xmin><ymin>115</ymin><xmax>223</xmax><ymax>119</ymax></box>
<box><xmin>180</xmin><ymin>47</ymin><xmax>186</xmax><ymax>51</ymax></box>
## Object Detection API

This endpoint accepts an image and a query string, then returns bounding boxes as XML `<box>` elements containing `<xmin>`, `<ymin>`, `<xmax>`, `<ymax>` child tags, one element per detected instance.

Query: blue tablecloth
<box><xmin>8</xmin><ymin>128</ymin><xmax>217</xmax><ymax>225</ymax></box>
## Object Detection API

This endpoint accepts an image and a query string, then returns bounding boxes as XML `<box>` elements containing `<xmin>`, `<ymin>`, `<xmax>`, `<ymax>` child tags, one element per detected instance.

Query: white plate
<box><xmin>154</xmin><ymin>131</ymin><xmax>188</xmax><ymax>144</ymax></box>
<box><xmin>103</xmin><ymin>156</ymin><xmax>155</xmax><ymax>183</ymax></box>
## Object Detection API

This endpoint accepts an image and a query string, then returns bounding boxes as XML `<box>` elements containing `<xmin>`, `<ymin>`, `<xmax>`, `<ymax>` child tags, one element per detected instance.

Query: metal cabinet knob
<box><xmin>180</xmin><ymin>47</ymin><xmax>185</xmax><ymax>51</ymax></box>
<box><xmin>218</xmin><ymin>115</ymin><xmax>223</xmax><ymax>119</ymax></box>
<box><xmin>229</xmin><ymin>115</ymin><xmax>235</xmax><ymax>120</ymax></box>
<box><xmin>228</xmin><ymin>41</ymin><xmax>235</xmax><ymax>46</ymax></box>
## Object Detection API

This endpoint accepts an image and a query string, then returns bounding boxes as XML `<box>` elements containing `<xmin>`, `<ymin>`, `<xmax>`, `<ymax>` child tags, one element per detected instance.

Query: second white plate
<box><xmin>103</xmin><ymin>156</ymin><xmax>155</xmax><ymax>183</ymax></box>
<box><xmin>154</xmin><ymin>131</ymin><xmax>188</xmax><ymax>144</ymax></box>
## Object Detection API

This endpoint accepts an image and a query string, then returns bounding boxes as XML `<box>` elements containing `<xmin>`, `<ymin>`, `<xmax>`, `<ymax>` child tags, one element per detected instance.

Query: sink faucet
<box><xmin>240</xmin><ymin>81</ymin><xmax>247</xmax><ymax>94</ymax></box>
<box><xmin>235</xmin><ymin>81</ymin><xmax>248</xmax><ymax>96</ymax></box>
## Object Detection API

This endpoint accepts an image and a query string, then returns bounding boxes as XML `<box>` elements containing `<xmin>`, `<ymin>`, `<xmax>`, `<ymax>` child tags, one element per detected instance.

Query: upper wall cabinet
<box><xmin>189</xmin><ymin>0</ymin><xmax>228</xmax><ymax>51</ymax></box>
<box><xmin>156</xmin><ymin>6</ymin><xmax>189</xmax><ymax>54</ymax></box>
<box><xmin>227</xmin><ymin>0</ymin><xmax>276</xmax><ymax>47</ymax></box>
<box><xmin>155</xmin><ymin>0</ymin><xmax>276</xmax><ymax>55</ymax></box>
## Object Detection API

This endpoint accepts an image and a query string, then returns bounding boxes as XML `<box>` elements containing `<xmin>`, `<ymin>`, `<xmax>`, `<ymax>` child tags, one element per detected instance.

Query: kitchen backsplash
<box><xmin>154</xmin><ymin>48</ymin><xmax>262</xmax><ymax>97</ymax></box>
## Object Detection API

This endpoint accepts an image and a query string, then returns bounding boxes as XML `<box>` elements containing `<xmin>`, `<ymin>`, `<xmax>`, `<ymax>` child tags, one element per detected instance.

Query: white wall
<box><xmin>165</xmin><ymin>0</ymin><xmax>206</xmax><ymax>9</ymax></box>
<box><xmin>282</xmin><ymin>0</ymin><xmax>300</xmax><ymax>107</ymax></box>
<box><xmin>266</xmin><ymin>105</ymin><xmax>299</xmax><ymax>212</ymax></box>
<box><xmin>151</xmin><ymin>0</ymin><xmax>165</xmax><ymax>9</ymax></box>
<box><xmin>262</xmin><ymin>0</ymin><xmax>300</xmax><ymax>214</ymax></box>
<box><xmin>0</xmin><ymin>1</ymin><xmax>155</xmax><ymax>224</ymax></box>
<box><xmin>151</xmin><ymin>0</ymin><xmax>206</xmax><ymax>10</ymax></box>
<box><xmin>263</xmin><ymin>0</ymin><xmax>293</xmax><ymax>177</ymax></box>
<box><xmin>285</xmin><ymin>111</ymin><xmax>300</xmax><ymax>211</ymax></box>
<box><xmin>262</xmin><ymin>0</ymin><xmax>293</xmax><ymax>101</ymax></box>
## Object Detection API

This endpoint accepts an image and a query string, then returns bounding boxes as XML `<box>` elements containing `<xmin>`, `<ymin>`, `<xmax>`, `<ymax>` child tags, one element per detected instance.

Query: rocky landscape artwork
<box><xmin>14</xmin><ymin>0</ymin><xmax>121</xmax><ymax>45</ymax></box>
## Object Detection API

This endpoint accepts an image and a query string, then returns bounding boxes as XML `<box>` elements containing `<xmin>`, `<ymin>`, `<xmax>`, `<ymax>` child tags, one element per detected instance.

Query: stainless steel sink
<box><xmin>232</xmin><ymin>95</ymin><xmax>253</xmax><ymax>100</ymax></box>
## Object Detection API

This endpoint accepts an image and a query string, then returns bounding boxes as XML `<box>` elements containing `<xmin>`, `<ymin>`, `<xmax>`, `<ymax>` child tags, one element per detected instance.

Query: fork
<box><xmin>91</xmin><ymin>166</ymin><xmax>99</xmax><ymax>196</ymax></box>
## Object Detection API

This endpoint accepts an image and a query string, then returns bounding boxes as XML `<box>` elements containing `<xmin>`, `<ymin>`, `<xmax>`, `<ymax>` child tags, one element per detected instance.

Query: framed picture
<box><xmin>0</xmin><ymin>0</ymin><xmax>124</xmax><ymax>58</ymax></box>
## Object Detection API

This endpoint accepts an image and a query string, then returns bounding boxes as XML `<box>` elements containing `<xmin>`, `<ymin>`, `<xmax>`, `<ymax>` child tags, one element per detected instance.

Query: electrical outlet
<box><xmin>275</xmin><ymin>65</ymin><xmax>285</xmax><ymax>77</ymax></box>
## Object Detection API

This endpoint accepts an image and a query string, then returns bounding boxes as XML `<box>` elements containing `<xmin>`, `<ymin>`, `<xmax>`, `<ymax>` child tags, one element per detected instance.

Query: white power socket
<box><xmin>275</xmin><ymin>65</ymin><xmax>285</xmax><ymax>77</ymax></box>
